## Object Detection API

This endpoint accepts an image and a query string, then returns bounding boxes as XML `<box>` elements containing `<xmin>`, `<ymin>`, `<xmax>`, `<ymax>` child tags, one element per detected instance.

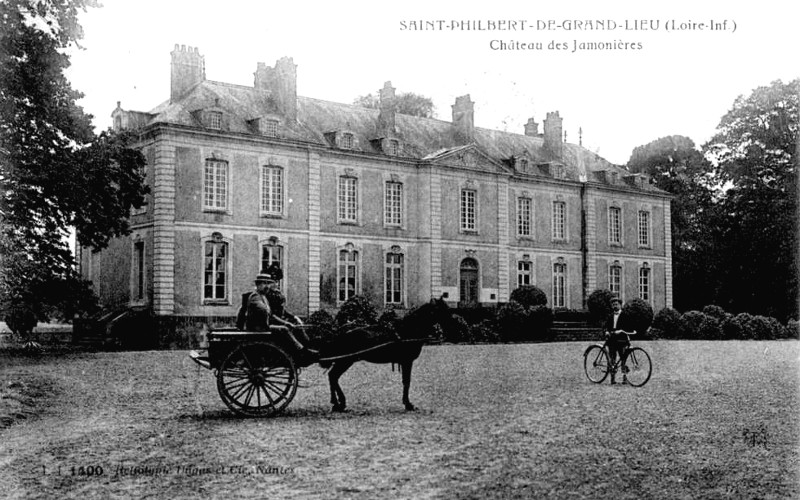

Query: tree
<box><xmin>0</xmin><ymin>0</ymin><xmax>148</xmax><ymax>330</ymax></box>
<box><xmin>628</xmin><ymin>136</ymin><xmax>718</xmax><ymax>311</ymax></box>
<box><xmin>353</xmin><ymin>92</ymin><xmax>436</xmax><ymax>118</ymax></box>
<box><xmin>703</xmin><ymin>79</ymin><xmax>799</xmax><ymax>321</ymax></box>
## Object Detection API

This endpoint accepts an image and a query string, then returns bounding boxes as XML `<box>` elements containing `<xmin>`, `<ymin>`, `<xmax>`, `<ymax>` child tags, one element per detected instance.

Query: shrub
<box><xmin>335</xmin><ymin>296</ymin><xmax>378</xmax><ymax>326</ymax></box>
<box><xmin>497</xmin><ymin>301</ymin><xmax>527</xmax><ymax>342</ymax></box>
<box><xmin>702</xmin><ymin>305</ymin><xmax>730</xmax><ymax>324</ymax></box>
<box><xmin>445</xmin><ymin>314</ymin><xmax>471</xmax><ymax>344</ymax></box>
<box><xmin>653</xmin><ymin>307</ymin><xmax>681</xmax><ymax>339</ymax></box>
<box><xmin>747</xmin><ymin>315</ymin><xmax>774</xmax><ymax>340</ymax></box>
<box><xmin>787</xmin><ymin>319</ymin><xmax>800</xmax><ymax>339</ymax></box>
<box><xmin>509</xmin><ymin>285</ymin><xmax>548</xmax><ymax>308</ymax></box>
<box><xmin>377</xmin><ymin>308</ymin><xmax>400</xmax><ymax>336</ymax></box>
<box><xmin>729</xmin><ymin>313</ymin><xmax>755</xmax><ymax>339</ymax></box>
<box><xmin>470</xmin><ymin>319</ymin><xmax>500</xmax><ymax>344</ymax></box>
<box><xmin>698</xmin><ymin>315</ymin><xmax>723</xmax><ymax>340</ymax></box>
<box><xmin>587</xmin><ymin>289</ymin><xmax>615</xmax><ymax>326</ymax></box>
<box><xmin>678</xmin><ymin>310</ymin><xmax>706</xmax><ymax>339</ymax></box>
<box><xmin>527</xmin><ymin>305</ymin><xmax>554</xmax><ymax>341</ymax></box>
<box><xmin>619</xmin><ymin>298</ymin><xmax>654</xmax><ymax>334</ymax></box>
<box><xmin>3</xmin><ymin>303</ymin><xmax>38</xmax><ymax>338</ymax></box>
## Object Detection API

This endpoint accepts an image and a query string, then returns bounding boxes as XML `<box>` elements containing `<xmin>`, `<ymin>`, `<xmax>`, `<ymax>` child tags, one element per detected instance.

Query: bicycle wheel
<box><xmin>622</xmin><ymin>347</ymin><xmax>652</xmax><ymax>387</ymax></box>
<box><xmin>584</xmin><ymin>345</ymin><xmax>610</xmax><ymax>383</ymax></box>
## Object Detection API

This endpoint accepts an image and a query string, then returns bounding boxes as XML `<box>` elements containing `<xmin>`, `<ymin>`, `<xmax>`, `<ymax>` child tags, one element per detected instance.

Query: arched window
<box><xmin>459</xmin><ymin>258</ymin><xmax>479</xmax><ymax>306</ymax></box>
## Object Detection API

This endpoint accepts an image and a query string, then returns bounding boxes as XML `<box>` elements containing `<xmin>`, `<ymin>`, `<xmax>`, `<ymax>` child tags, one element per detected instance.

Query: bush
<box><xmin>619</xmin><ymin>298</ymin><xmax>654</xmax><ymax>334</ymax></box>
<box><xmin>678</xmin><ymin>310</ymin><xmax>706</xmax><ymax>339</ymax></box>
<box><xmin>308</xmin><ymin>309</ymin><xmax>336</xmax><ymax>340</ymax></box>
<box><xmin>509</xmin><ymin>286</ymin><xmax>547</xmax><ymax>308</ymax></box>
<box><xmin>747</xmin><ymin>315</ymin><xmax>774</xmax><ymax>340</ymax></box>
<box><xmin>698</xmin><ymin>315</ymin><xmax>723</xmax><ymax>340</ymax></box>
<box><xmin>3</xmin><ymin>303</ymin><xmax>38</xmax><ymax>338</ymax></box>
<box><xmin>702</xmin><ymin>305</ymin><xmax>730</xmax><ymax>324</ymax></box>
<box><xmin>587</xmin><ymin>289</ymin><xmax>614</xmax><ymax>326</ymax></box>
<box><xmin>497</xmin><ymin>301</ymin><xmax>527</xmax><ymax>342</ymax></box>
<box><xmin>470</xmin><ymin>319</ymin><xmax>500</xmax><ymax>344</ymax></box>
<box><xmin>653</xmin><ymin>308</ymin><xmax>681</xmax><ymax>339</ymax></box>
<box><xmin>787</xmin><ymin>319</ymin><xmax>800</xmax><ymax>339</ymax></box>
<box><xmin>445</xmin><ymin>314</ymin><xmax>471</xmax><ymax>344</ymax></box>
<box><xmin>335</xmin><ymin>296</ymin><xmax>378</xmax><ymax>326</ymax></box>
<box><xmin>377</xmin><ymin>308</ymin><xmax>400</xmax><ymax>336</ymax></box>
<box><xmin>527</xmin><ymin>305</ymin><xmax>554</xmax><ymax>341</ymax></box>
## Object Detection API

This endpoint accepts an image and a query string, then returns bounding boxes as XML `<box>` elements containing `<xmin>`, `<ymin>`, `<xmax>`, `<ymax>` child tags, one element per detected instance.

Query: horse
<box><xmin>318</xmin><ymin>297</ymin><xmax>453</xmax><ymax>413</ymax></box>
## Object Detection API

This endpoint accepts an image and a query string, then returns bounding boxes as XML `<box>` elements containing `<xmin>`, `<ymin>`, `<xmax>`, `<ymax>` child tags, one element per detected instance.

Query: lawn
<box><xmin>0</xmin><ymin>341</ymin><xmax>798</xmax><ymax>499</ymax></box>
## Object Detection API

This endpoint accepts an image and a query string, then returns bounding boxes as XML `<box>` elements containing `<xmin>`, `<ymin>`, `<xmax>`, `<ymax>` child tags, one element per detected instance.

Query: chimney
<box><xmin>170</xmin><ymin>44</ymin><xmax>205</xmax><ymax>103</ymax></box>
<box><xmin>524</xmin><ymin>117</ymin><xmax>539</xmax><ymax>136</ymax></box>
<box><xmin>543</xmin><ymin>111</ymin><xmax>563</xmax><ymax>160</ymax></box>
<box><xmin>253</xmin><ymin>57</ymin><xmax>297</xmax><ymax>121</ymax></box>
<box><xmin>378</xmin><ymin>81</ymin><xmax>396</xmax><ymax>134</ymax></box>
<box><xmin>452</xmin><ymin>95</ymin><xmax>475</xmax><ymax>143</ymax></box>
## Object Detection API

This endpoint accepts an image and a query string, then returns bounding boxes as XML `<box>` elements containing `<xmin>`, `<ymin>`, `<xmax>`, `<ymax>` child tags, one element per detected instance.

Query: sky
<box><xmin>65</xmin><ymin>0</ymin><xmax>798</xmax><ymax>166</ymax></box>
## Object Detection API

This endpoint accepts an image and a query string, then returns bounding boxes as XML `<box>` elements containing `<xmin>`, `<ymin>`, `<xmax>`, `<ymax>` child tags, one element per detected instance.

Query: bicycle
<box><xmin>583</xmin><ymin>331</ymin><xmax>652</xmax><ymax>387</ymax></box>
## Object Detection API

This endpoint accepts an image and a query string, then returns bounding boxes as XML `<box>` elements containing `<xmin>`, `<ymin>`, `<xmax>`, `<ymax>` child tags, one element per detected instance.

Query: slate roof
<box><xmin>135</xmin><ymin>80</ymin><xmax>664</xmax><ymax>193</ymax></box>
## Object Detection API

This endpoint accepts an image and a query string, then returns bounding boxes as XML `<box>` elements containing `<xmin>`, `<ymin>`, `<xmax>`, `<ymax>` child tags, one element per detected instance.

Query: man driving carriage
<box><xmin>244</xmin><ymin>266</ymin><xmax>319</xmax><ymax>362</ymax></box>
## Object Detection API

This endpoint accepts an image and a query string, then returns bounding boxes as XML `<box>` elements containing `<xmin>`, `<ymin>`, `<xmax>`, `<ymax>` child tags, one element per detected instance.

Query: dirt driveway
<box><xmin>1</xmin><ymin>342</ymin><xmax>798</xmax><ymax>499</ymax></box>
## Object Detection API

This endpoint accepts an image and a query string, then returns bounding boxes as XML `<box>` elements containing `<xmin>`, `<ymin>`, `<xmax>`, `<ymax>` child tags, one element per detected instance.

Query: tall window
<box><xmin>260</xmin><ymin>241</ymin><xmax>283</xmax><ymax>282</ymax></box>
<box><xmin>638</xmin><ymin>210</ymin><xmax>651</xmax><ymax>247</ymax></box>
<box><xmin>338</xmin><ymin>248</ymin><xmax>359</xmax><ymax>302</ymax></box>
<box><xmin>517</xmin><ymin>260</ymin><xmax>532</xmax><ymax>286</ymax></box>
<box><xmin>338</xmin><ymin>176</ymin><xmax>358</xmax><ymax>223</ymax></box>
<box><xmin>204</xmin><ymin>239</ymin><xmax>228</xmax><ymax>301</ymax></box>
<box><xmin>517</xmin><ymin>197</ymin><xmax>532</xmax><ymax>237</ymax></box>
<box><xmin>385</xmin><ymin>252</ymin><xmax>404</xmax><ymax>305</ymax></box>
<box><xmin>553</xmin><ymin>261</ymin><xmax>567</xmax><ymax>308</ymax></box>
<box><xmin>639</xmin><ymin>264</ymin><xmax>650</xmax><ymax>301</ymax></box>
<box><xmin>204</xmin><ymin>159</ymin><xmax>228</xmax><ymax>210</ymax></box>
<box><xmin>133</xmin><ymin>241</ymin><xmax>145</xmax><ymax>301</ymax></box>
<box><xmin>461</xmin><ymin>189</ymin><xmax>477</xmax><ymax>231</ymax></box>
<box><xmin>384</xmin><ymin>181</ymin><xmax>403</xmax><ymax>226</ymax></box>
<box><xmin>263</xmin><ymin>119</ymin><xmax>279</xmax><ymax>137</ymax></box>
<box><xmin>261</xmin><ymin>165</ymin><xmax>284</xmax><ymax>215</ymax></box>
<box><xmin>609</xmin><ymin>263</ymin><xmax>622</xmax><ymax>299</ymax></box>
<box><xmin>552</xmin><ymin>201</ymin><xmax>566</xmax><ymax>240</ymax></box>
<box><xmin>609</xmin><ymin>206</ymin><xmax>622</xmax><ymax>245</ymax></box>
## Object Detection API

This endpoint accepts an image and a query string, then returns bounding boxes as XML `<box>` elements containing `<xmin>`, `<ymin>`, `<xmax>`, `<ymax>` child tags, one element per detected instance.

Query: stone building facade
<box><xmin>79</xmin><ymin>45</ymin><xmax>672</xmax><ymax>343</ymax></box>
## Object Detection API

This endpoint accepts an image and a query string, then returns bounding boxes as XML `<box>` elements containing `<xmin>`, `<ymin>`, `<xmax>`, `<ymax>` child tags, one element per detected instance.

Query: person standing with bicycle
<box><xmin>605</xmin><ymin>297</ymin><xmax>631</xmax><ymax>385</ymax></box>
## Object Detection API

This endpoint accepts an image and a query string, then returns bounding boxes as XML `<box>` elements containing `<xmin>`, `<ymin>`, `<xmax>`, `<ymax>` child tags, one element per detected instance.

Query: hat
<box><xmin>611</xmin><ymin>297</ymin><xmax>622</xmax><ymax>305</ymax></box>
<box><xmin>255</xmin><ymin>273</ymin><xmax>275</xmax><ymax>283</ymax></box>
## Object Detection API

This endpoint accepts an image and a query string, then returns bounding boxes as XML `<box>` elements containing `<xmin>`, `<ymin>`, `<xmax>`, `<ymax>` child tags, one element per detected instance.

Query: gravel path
<box><xmin>1</xmin><ymin>342</ymin><xmax>798</xmax><ymax>499</ymax></box>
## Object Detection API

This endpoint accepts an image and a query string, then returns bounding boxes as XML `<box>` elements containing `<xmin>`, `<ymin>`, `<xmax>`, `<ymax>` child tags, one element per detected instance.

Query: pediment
<box><xmin>424</xmin><ymin>145</ymin><xmax>510</xmax><ymax>173</ymax></box>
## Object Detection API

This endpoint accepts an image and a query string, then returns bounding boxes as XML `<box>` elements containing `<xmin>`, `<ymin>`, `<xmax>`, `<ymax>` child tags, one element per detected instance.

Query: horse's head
<box><xmin>398</xmin><ymin>296</ymin><xmax>454</xmax><ymax>340</ymax></box>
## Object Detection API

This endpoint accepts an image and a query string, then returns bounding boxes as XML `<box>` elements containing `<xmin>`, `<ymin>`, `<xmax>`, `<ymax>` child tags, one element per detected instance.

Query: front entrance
<box><xmin>459</xmin><ymin>258</ymin><xmax>479</xmax><ymax>307</ymax></box>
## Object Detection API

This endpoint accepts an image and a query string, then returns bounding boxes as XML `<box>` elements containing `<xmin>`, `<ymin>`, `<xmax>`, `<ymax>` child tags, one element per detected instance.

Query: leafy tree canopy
<box><xmin>353</xmin><ymin>92</ymin><xmax>436</xmax><ymax>118</ymax></box>
<box><xmin>1</xmin><ymin>0</ymin><xmax>148</xmax><ymax>326</ymax></box>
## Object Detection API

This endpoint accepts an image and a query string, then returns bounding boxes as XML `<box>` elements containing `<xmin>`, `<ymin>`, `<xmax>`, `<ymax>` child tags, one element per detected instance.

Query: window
<box><xmin>338</xmin><ymin>248</ymin><xmax>359</xmax><ymax>302</ymax></box>
<box><xmin>638</xmin><ymin>210</ymin><xmax>651</xmax><ymax>247</ymax></box>
<box><xmin>385</xmin><ymin>252</ymin><xmax>404</xmax><ymax>305</ymax></box>
<box><xmin>204</xmin><ymin>239</ymin><xmax>228</xmax><ymax>301</ymax></box>
<box><xmin>338</xmin><ymin>176</ymin><xmax>358</xmax><ymax>223</ymax></box>
<box><xmin>461</xmin><ymin>189</ymin><xmax>477</xmax><ymax>232</ymax></box>
<box><xmin>517</xmin><ymin>197</ymin><xmax>532</xmax><ymax>237</ymax></box>
<box><xmin>264</xmin><ymin>119</ymin><xmax>279</xmax><ymax>137</ymax></box>
<box><xmin>552</xmin><ymin>201</ymin><xmax>566</xmax><ymax>240</ymax></box>
<box><xmin>261</xmin><ymin>165</ymin><xmax>284</xmax><ymax>215</ymax></box>
<box><xmin>133</xmin><ymin>241</ymin><xmax>145</xmax><ymax>301</ymax></box>
<box><xmin>518</xmin><ymin>158</ymin><xmax>529</xmax><ymax>170</ymax></box>
<box><xmin>609</xmin><ymin>263</ymin><xmax>622</xmax><ymax>299</ymax></box>
<box><xmin>553</xmin><ymin>261</ymin><xmax>566</xmax><ymax>308</ymax></box>
<box><xmin>609</xmin><ymin>206</ymin><xmax>622</xmax><ymax>245</ymax></box>
<box><xmin>340</xmin><ymin>132</ymin><xmax>354</xmax><ymax>150</ymax></box>
<box><xmin>639</xmin><ymin>264</ymin><xmax>650</xmax><ymax>301</ymax></box>
<box><xmin>387</xmin><ymin>139</ymin><xmax>400</xmax><ymax>156</ymax></box>
<box><xmin>203</xmin><ymin>159</ymin><xmax>228</xmax><ymax>211</ymax></box>
<box><xmin>517</xmin><ymin>260</ymin><xmax>532</xmax><ymax>287</ymax></box>
<box><xmin>208</xmin><ymin>111</ymin><xmax>222</xmax><ymax>130</ymax></box>
<box><xmin>260</xmin><ymin>241</ymin><xmax>283</xmax><ymax>286</ymax></box>
<box><xmin>384</xmin><ymin>181</ymin><xmax>403</xmax><ymax>226</ymax></box>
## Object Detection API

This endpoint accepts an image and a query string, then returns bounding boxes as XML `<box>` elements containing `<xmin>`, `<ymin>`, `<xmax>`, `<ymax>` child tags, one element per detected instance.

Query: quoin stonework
<box><xmin>78</xmin><ymin>45</ymin><xmax>672</xmax><ymax>346</ymax></box>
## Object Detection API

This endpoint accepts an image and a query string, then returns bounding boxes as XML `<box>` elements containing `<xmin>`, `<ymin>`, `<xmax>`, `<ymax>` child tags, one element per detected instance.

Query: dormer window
<box><xmin>341</xmin><ymin>132</ymin><xmax>354</xmax><ymax>150</ymax></box>
<box><xmin>208</xmin><ymin>111</ymin><xmax>222</xmax><ymax>130</ymax></box>
<box><xmin>518</xmin><ymin>158</ymin><xmax>529</xmax><ymax>170</ymax></box>
<box><xmin>263</xmin><ymin>119</ymin><xmax>279</xmax><ymax>137</ymax></box>
<box><xmin>387</xmin><ymin>139</ymin><xmax>400</xmax><ymax>156</ymax></box>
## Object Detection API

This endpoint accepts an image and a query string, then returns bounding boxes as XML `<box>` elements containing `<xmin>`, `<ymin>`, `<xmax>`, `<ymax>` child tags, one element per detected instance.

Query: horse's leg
<box><xmin>328</xmin><ymin>360</ymin><xmax>354</xmax><ymax>412</ymax></box>
<box><xmin>401</xmin><ymin>360</ymin><xmax>416</xmax><ymax>411</ymax></box>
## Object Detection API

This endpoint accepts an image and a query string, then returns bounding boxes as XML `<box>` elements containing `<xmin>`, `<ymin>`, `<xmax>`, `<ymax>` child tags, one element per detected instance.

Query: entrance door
<box><xmin>459</xmin><ymin>258</ymin><xmax>479</xmax><ymax>307</ymax></box>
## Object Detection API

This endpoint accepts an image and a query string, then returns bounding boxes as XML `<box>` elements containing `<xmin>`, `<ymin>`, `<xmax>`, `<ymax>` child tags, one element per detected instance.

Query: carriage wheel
<box><xmin>216</xmin><ymin>342</ymin><xmax>298</xmax><ymax>417</ymax></box>
<box><xmin>584</xmin><ymin>345</ymin><xmax>610</xmax><ymax>384</ymax></box>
